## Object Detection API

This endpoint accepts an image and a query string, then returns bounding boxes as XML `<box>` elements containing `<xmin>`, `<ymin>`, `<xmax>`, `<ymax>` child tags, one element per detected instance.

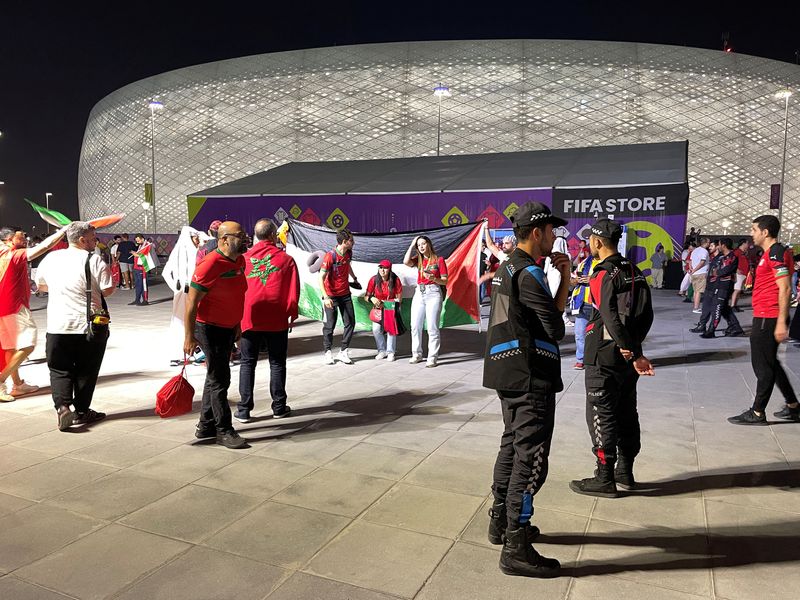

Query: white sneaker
<box><xmin>0</xmin><ymin>381</ymin><xmax>14</xmax><ymax>403</ymax></box>
<box><xmin>692</xmin><ymin>309</ymin><xmax>702</xmax><ymax>314</ymax></box>
<box><xmin>408</xmin><ymin>355</ymin><xmax>423</xmax><ymax>364</ymax></box>
<box><xmin>426</xmin><ymin>357</ymin><xmax>438</xmax><ymax>368</ymax></box>
<box><xmin>375</xmin><ymin>351</ymin><xmax>387</xmax><ymax>360</ymax></box>
<box><xmin>386</xmin><ymin>352</ymin><xmax>396</xmax><ymax>362</ymax></box>
<box><xmin>337</xmin><ymin>349</ymin><xmax>353</xmax><ymax>365</ymax></box>
<box><xmin>11</xmin><ymin>381</ymin><xmax>40</xmax><ymax>398</ymax></box>
<box><xmin>323</xmin><ymin>350</ymin><xmax>335</xmax><ymax>365</ymax></box>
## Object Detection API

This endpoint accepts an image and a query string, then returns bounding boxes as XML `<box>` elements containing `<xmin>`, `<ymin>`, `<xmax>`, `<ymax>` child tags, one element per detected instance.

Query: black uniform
<box><xmin>697</xmin><ymin>253</ymin><xmax>742</xmax><ymax>335</ymax></box>
<box><xmin>583</xmin><ymin>253</ymin><xmax>653</xmax><ymax>470</ymax></box>
<box><xmin>484</xmin><ymin>248</ymin><xmax>565</xmax><ymax>526</ymax></box>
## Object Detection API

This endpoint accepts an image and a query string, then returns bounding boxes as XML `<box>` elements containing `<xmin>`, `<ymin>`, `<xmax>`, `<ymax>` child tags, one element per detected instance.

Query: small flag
<box><xmin>25</xmin><ymin>199</ymin><xmax>71</xmax><ymax>228</ymax></box>
<box><xmin>134</xmin><ymin>243</ymin><xmax>158</xmax><ymax>272</ymax></box>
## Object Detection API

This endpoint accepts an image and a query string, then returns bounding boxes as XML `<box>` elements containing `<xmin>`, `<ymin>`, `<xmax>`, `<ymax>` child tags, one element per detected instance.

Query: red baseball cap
<box><xmin>378</xmin><ymin>259</ymin><xmax>392</xmax><ymax>268</ymax></box>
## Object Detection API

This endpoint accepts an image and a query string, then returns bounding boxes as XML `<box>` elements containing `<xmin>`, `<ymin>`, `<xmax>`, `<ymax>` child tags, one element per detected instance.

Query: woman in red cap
<box><xmin>365</xmin><ymin>260</ymin><xmax>403</xmax><ymax>361</ymax></box>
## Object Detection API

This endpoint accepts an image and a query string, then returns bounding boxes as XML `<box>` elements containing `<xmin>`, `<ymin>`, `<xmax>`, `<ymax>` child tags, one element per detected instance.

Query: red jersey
<box><xmin>241</xmin><ymin>241</ymin><xmax>300</xmax><ymax>332</ymax></box>
<box><xmin>752</xmin><ymin>243</ymin><xmax>793</xmax><ymax>319</ymax></box>
<box><xmin>191</xmin><ymin>249</ymin><xmax>247</xmax><ymax>328</ymax></box>
<box><xmin>320</xmin><ymin>247</ymin><xmax>352</xmax><ymax>297</ymax></box>
<box><xmin>0</xmin><ymin>246</ymin><xmax>30</xmax><ymax>316</ymax></box>
<box><xmin>417</xmin><ymin>256</ymin><xmax>448</xmax><ymax>284</ymax></box>
<box><xmin>733</xmin><ymin>248</ymin><xmax>749</xmax><ymax>275</ymax></box>
<box><xmin>366</xmin><ymin>274</ymin><xmax>403</xmax><ymax>301</ymax></box>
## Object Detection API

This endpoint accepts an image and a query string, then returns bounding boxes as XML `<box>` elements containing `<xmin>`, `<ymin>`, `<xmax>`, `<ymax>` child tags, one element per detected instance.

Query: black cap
<box><xmin>509</xmin><ymin>202</ymin><xmax>568</xmax><ymax>228</ymax></box>
<box><xmin>589</xmin><ymin>218</ymin><xmax>623</xmax><ymax>242</ymax></box>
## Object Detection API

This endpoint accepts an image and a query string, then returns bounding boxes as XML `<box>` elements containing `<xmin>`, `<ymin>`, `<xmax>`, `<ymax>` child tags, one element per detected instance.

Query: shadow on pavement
<box><xmin>630</xmin><ymin>464</ymin><xmax>800</xmax><ymax>497</ymax></box>
<box><xmin>651</xmin><ymin>350</ymin><xmax>748</xmax><ymax>367</ymax></box>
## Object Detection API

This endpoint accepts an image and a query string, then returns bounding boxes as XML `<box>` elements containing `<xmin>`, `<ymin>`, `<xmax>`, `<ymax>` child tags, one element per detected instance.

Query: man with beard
<box><xmin>692</xmin><ymin>238</ymin><xmax>744</xmax><ymax>338</ymax></box>
<box><xmin>184</xmin><ymin>221</ymin><xmax>249</xmax><ymax>448</ymax></box>
<box><xmin>570</xmin><ymin>218</ymin><xmax>655</xmax><ymax>498</ymax></box>
<box><xmin>483</xmin><ymin>202</ymin><xmax>571</xmax><ymax>578</ymax></box>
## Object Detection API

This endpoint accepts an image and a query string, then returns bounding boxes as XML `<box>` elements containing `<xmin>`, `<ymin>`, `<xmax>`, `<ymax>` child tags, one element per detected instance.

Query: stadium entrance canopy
<box><xmin>187</xmin><ymin>140</ymin><xmax>688</xmax><ymax>264</ymax></box>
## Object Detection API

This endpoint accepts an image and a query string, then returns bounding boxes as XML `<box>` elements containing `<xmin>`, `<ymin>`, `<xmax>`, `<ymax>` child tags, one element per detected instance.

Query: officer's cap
<box><xmin>509</xmin><ymin>202</ymin><xmax>567</xmax><ymax>228</ymax></box>
<box><xmin>589</xmin><ymin>218</ymin><xmax>623</xmax><ymax>242</ymax></box>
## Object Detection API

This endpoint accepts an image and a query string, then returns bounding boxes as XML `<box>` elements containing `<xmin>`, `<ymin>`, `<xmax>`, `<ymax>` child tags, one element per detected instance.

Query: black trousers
<box><xmin>584</xmin><ymin>363</ymin><xmax>641</xmax><ymax>467</ymax></box>
<box><xmin>750</xmin><ymin>317</ymin><xmax>798</xmax><ymax>412</ymax></box>
<box><xmin>195</xmin><ymin>322</ymin><xmax>236</xmax><ymax>433</ymax></box>
<box><xmin>133</xmin><ymin>270</ymin><xmax>145</xmax><ymax>303</ymax></box>
<box><xmin>237</xmin><ymin>329</ymin><xmax>289</xmax><ymax>414</ymax></box>
<box><xmin>709</xmin><ymin>290</ymin><xmax>742</xmax><ymax>333</ymax></box>
<box><xmin>789</xmin><ymin>308</ymin><xmax>800</xmax><ymax>341</ymax></box>
<box><xmin>491</xmin><ymin>390</ymin><xmax>556</xmax><ymax>525</ymax></box>
<box><xmin>322</xmin><ymin>295</ymin><xmax>355</xmax><ymax>351</ymax></box>
<box><xmin>46</xmin><ymin>331</ymin><xmax>108</xmax><ymax>413</ymax></box>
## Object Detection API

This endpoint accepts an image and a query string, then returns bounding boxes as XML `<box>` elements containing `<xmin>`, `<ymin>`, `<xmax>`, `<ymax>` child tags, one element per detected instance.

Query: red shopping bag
<box><xmin>110</xmin><ymin>262</ymin><xmax>121</xmax><ymax>287</ymax></box>
<box><xmin>155</xmin><ymin>364</ymin><xmax>195</xmax><ymax>418</ymax></box>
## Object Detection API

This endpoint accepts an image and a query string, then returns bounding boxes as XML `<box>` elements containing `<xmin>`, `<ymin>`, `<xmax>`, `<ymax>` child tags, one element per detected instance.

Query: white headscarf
<box><xmin>163</xmin><ymin>226</ymin><xmax>208</xmax><ymax>292</ymax></box>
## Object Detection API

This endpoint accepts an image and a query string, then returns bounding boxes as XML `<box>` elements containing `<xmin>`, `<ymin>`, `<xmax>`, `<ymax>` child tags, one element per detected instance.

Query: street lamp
<box><xmin>775</xmin><ymin>89</ymin><xmax>792</xmax><ymax>236</ymax></box>
<box><xmin>147</xmin><ymin>100</ymin><xmax>164</xmax><ymax>237</ymax></box>
<box><xmin>722</xmin><ymin>219</ymin><xmax>732</xmax><ymax>236</ymax></box>
<box><xmin>433</xmin><ymin>83</ymin><xmax>451</xmax><ymax>156</ymax></box>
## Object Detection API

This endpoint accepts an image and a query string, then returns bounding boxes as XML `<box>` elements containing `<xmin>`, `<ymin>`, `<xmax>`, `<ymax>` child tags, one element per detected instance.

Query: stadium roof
<box><xmin>189</xmin><ymin>141</ymin><xmax>688</xmax><ymax>197</ymax></box>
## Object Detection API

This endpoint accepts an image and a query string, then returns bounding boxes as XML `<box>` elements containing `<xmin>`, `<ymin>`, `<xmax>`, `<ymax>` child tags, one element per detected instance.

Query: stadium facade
<box><xmin>79</xmin><ymin>40</ymin><xmax>800</xmax><ymax>236</ymax></box>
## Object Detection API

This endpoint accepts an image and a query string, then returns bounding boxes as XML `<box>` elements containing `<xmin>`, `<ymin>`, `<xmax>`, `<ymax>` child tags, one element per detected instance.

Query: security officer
<box><xmin>483</xmin><ymin>202</ymin><xmax>571</xmax><ymax>578</ymax></box>
<box><xmin>570</xmin><ymin>218</ymin><xmax>655</xmax><ymax>498</ymax></box>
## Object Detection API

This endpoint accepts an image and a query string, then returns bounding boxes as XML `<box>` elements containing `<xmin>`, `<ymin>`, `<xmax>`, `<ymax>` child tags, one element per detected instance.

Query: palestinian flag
<box><xmin>133</xmin><ymin>243</ymin><xmax>159</xmax><ymax>273</ymax></box>
<box><xmin>25</xmin><ymin>199</ymin><xmax>126</xmax><ymax>230</ymax></box>
<box><xmin>285</xmin><ymin>219</ymin><xmax>484</xmax><ymax>331</ymax></box>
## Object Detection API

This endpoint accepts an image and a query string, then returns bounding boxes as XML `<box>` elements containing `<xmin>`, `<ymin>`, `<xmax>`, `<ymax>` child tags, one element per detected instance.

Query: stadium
<box><xmin>78</xmin><ymin>40</ymin><xmax>800</xmax><ymax>236</ymax></box>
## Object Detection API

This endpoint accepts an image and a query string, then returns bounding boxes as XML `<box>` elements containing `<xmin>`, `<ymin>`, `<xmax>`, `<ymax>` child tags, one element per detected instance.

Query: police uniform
<box><xmin>483</xmin><ymin>201</ymin><xmax>566</xmax><ymax>578</ymax></box>
<box><xmin>570</xmin><ymin>219</ymin><xmax>654</xmax><ymax>497</ymax></box>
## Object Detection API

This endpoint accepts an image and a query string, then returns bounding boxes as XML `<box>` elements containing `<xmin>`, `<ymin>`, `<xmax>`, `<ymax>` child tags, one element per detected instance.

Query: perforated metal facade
<box><xmin>79</xmin><ymin>40</ymin><xmax>800</xmax><ymax>236</ymax></box>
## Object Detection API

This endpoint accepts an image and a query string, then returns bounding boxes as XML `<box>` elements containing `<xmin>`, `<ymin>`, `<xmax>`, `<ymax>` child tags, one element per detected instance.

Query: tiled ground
<box><xmin>1</xmin><ymin>284</ymin><xmax>799</xmax><ymax>599</ymax></box>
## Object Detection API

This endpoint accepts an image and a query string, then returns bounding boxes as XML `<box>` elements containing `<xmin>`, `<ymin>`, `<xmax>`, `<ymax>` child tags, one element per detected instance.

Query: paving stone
<box><xmin>46</xmin><ymin>471</ymin><xmax>185</xmax><ymax>520</ymax></box>
<box><xmin>0</xmin><ymin>504</ymin><xmax>103</xmax><ymax>572</ymax></box>
<box><xmin>272</xmin><ymin>468</ymin><xmax>394</xmax><ymax>517</ymax></box>
<box><xmin>15</xmin><ymin>524</ymin><xmax>188</xmax><ymax>600</ymax></box>
<box><xmin>268</xmin><ymin>573</ymin><xmax>397</xmax><ymax>600</ymax></box>
<box><xmin>324</xmin><ymin>443</ymin><xmax>427</xmax><ymax>480</ymax></box>
<box><xmin>306</xmin><ymin>521</ymin><xmax>452</xmax><ymax>598</ymax></box>
<box><xmin>0</xmin><ymin>446</ymin><xmax>55</xmax><ymax>476</ymax></box>
<box><xmin>119</xmin><ymin>484</ymin><xmax>260</xmax><ymax>542</ymax></box>
<box><xmin>125</xmin><ymin>444</ymin><xmax>240</xmax><ymax>483</ymax></box>
<box><xmin>362</xmin><ymin>483</ymin><xmax>483</xmax><ymax>538</ymax></box>
<box><xmin>0</xmin><ymin>457</ymin><xmax>116</xmax><ymax>501</ymax></box>
<box><xmin>568</xmin><ymin>574</ymin><xmax>710</xmax><ymax>599</ymax></box>
<box><xmin>253</xmin><ymin>433</ymin><xmax>360</xmax><ymax>466</ymax></box>
<box><xmin>114</xmin><ymin>546</ymin><xmax>286</xmax><ymax>600</ymax></box>
<box><xmin>403</xmin><ymin>453</ymin><xmax>493</xmax><ymax>496</ymax></box>
<box><xmin>416</xmin><ymin>542</ymin><xmax>570</xmax><ymax>600</ymax></box>
<box><xmin>194</xmin><ymin>455</ymin><xmax>314</xmax><ymax>498</ymax></box>
<box><xmin>204</xmin><ymin>501</ymin><xmax>350</xmax><ymax>569</ymax></box>
<box><xmin>66</xmin><ymin>432</ymin><xmax>183</xmax><ymax>468</ymax></box>
<box><xmin>0</xmin><ymin>416</ymin><xmax>56</xmax><ymax>445</ymax></box>
<box><xmin>0</xmin><ymin>491</ymin><xmax>34</xmax><ymax>517</ymax></box>
<box><xmin>362</xmin><ymin>421</ymin><xmax>454</xmax><ymax>453</ymax></box>
<box><xmin>0</xmin><ymin>577</ymin><xmax>73</xmax><ymax>600</ymax></box>
<box><xmin>10</xmin><ymin>428</ymin><xmax>114</xmax><ymax>456</ymax></box>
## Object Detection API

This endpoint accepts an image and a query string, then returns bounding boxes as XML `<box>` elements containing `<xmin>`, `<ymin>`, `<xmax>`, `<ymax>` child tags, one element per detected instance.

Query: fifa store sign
<box><xmin>561</xmin><ymin>195</ymin><xmax>667</xmax><ymax>215</ymax></box>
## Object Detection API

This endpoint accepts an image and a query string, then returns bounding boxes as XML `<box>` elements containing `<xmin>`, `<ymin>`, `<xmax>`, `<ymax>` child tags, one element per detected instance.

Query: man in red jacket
<box><xmin>235</xmin><ymin>219</ymin><xmax>300</xmax><ymax>422</ymax></box>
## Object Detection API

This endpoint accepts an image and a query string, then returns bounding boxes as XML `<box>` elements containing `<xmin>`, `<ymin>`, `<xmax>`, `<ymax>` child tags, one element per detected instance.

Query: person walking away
<box><xmin>404</xmin><ymin>235</ymin><xmax>448</xmax><ymax>367</ymax></box>
<box><xmin>35</xmin><ymin>222</ymin><xmax>114</xmax><ymax>430</ymax></box>
<box><xmin>483</xmin><ymin>202</ymin><xmax>571</xmax><ymax>578</ymax></box>
<box><xmin>116</xmin><ymin>234</ymin><xmax>136</xmax><ymax>290</ymax></box>
<box><xmin>649</xmin><ymin>244</ymin><xmax>667</xmax><ymax>289</ymax></box>
<box><xmin>319</xmin><ymin>229</ymin><xmax>360</xmax><ymax>365</ymax></box>
<box><xmin>689</xmin><ymin>238</ymin><xmax>710</xmax><ymax>312</ymax></box>
<box><xmin>728</xmin><ymin>215</ymin><xmax>799</xmax><ymax>424</ymax></box>
<box><xmin>184</xmin><ymin>221</ymin><xmax>249</xmax><ymax>448</ymax></box>
<box><xmin>163</xmin><ymin>226</ymin><xmax>204</xmax><ymax>364</ymax></box>
<box><xmin>570</xmin><ymin>253</ymin><xmax>600</xmax><ymax>370</ymax></box>
<box><xmin>366</xmin><ymin>259</ymin><xmax>403</xmax><ymax>361</ymax></box>
<box><xmin>0</xmin><ymin>225</ymin><xmax>70</xmax><ymax>401</ymax></box>
<box><xmin>698</xmin><ymin>238</ymin><xmax>744</xmax><ymax>338</ymax></box>
<box><xmin>730</xmin><ymin>239</ymin><xmax>750</xmax><ymax>312</ymax></box>
<box><xmin>235</xmin><ymin>218</ymin><xmax>299</xmax><ymax>422</ymax></box>
<box><xmin>570</xmin><ymin>218</ymin><xmax>655</xmax><ymax>498</ymax></box>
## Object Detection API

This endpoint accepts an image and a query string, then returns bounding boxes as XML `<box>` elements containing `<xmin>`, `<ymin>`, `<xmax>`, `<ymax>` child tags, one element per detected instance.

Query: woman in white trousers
<box><xmin>404</xmin><ymin>235</ymin><xmax>448</xmax><ymax>368</ymax></box>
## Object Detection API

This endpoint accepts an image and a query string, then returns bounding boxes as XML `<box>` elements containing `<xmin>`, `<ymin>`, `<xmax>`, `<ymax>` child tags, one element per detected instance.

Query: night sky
<box><xmin>1</xmin><ymin>1</ymin><xmax>797</xmax><ymax>232</ymax></box>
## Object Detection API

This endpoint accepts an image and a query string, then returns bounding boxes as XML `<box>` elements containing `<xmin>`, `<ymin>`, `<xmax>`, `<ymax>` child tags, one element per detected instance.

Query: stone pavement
<box><xmin>1</xmin><ymin>283</ymin><xmax>799</xmax><ymax>600</ymax></box>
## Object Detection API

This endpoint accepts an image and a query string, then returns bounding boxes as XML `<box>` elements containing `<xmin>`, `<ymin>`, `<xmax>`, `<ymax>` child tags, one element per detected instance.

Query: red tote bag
<box><xmin>155</xmin><ymin>364</ymin><xmax>195</xmax><ymax>418</ymax></box>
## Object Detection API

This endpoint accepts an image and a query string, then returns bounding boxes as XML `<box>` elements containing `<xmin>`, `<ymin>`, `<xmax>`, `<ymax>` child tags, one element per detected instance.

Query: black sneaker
<box><xmin>689</xmin><ymin>326</ymin><xmax>705</xmax><ymax>333</ymax></box>
<box><xmin>216</xmin><ymin>430</ymin><xmax>247</xmax><ymax>449</ymax></box>
<box><xmin>73</xmin><ymin>409</ymin><xmax>106</xmax><ymax>425</ymax></box>
<box><xmin>57</xmin><ymin>406</ymin><xmax>74</xmax><ymax>431</ymax></box>
<box><xmin>728</xmin><ymin>408</ymin><xmax>767</xmax><ymax>426</ymax></box>
<box><xmin>699</xmin><ymin>331</ymin><xmax>715</xmax><ymax>339</ymax></box>
<box><xmin>195</xmin><ymin>424</ymin><xmax>216</xmax><ymax>439</ymax></box>
<box><xmin>127</xmin><ymin>301</ymin><xmax>140</xmax><ymax>306</ymax></box>
<box><xmin>773</xmin><ymin>405</ymin><xmax>800</xmax><ymax>422</ymax></box>
<box><xmin>273</xmin><ymin>406</ymin><xmax>292</xmax><ymax>419</ymax></box>
<box><xmin>139</xmin><ymin>301</ymin><xmax>149</xmax><ymax>306</ymax></box>
<box><xmin>724</xmin><ymin>330</ymin><xmax>745</xmax><ymax>337</ymax></box>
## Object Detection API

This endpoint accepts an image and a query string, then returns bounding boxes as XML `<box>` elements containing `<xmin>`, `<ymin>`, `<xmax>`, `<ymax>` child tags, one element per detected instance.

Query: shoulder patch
<box><xmin>524</xmin><ymin>264</ymin><xmax>552</xmax><ymax>297</ymax></box>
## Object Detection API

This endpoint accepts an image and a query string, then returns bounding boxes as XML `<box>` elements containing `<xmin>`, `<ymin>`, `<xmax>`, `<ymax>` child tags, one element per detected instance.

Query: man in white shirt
<box><xmin>36</xmin><ymin>222</ymin><xmax>115</xmax><ymax>432</ymax></box>
<box><xmin>689</xmin><ymin>237</ymin><xmax>710</xmax><ymax>313</ymax></box>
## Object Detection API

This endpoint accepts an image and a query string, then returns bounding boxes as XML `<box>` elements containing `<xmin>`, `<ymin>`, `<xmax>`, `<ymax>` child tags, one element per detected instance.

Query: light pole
<box><xmin>148</xmin><ymin>100</ymin><xmax>164</xmax><ymax>237</ymax></box>
<box><xmin>722</xmin><ymin>219</ymin><xmax>732</xmax><ymax>236</ymax></box>
<box><xmin>775</xmin><ymin>89</ymin><xmax>792</xmax><ymax>235</ymax></box>
<box><xmin>433</xmin><ymin>84</ymin><xmax>451</xmax><ymax>156</ymax></box>
<box><xmin>45</xmin><ymin>192</ymin><xmax>53</xmax><ymax>233</ymax></box>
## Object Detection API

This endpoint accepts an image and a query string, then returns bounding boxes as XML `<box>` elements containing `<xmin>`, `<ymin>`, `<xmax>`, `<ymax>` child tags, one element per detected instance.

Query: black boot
<box><xmin>488</xmin><ymin>503</ymin><xmax>541</xmax><ymax>545</ymax></box>
<box><xmin>615</xmin><ymin>456</ymin><xmax>636</xmax><ymax>490</ymax></box>
<box><xmin>499</xmin><ymin>525</ymin><xmax>560</xmax><ymax>578</ymax></box>
<box><xmin>689</xmin><ymin>324</ymin><xmax>705</xmax><ymax>333</ymax></box>
<box><xmin>569</xmin><ymin>464</ymin><xmax>618</xmax><ymax>498</ymax></box>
